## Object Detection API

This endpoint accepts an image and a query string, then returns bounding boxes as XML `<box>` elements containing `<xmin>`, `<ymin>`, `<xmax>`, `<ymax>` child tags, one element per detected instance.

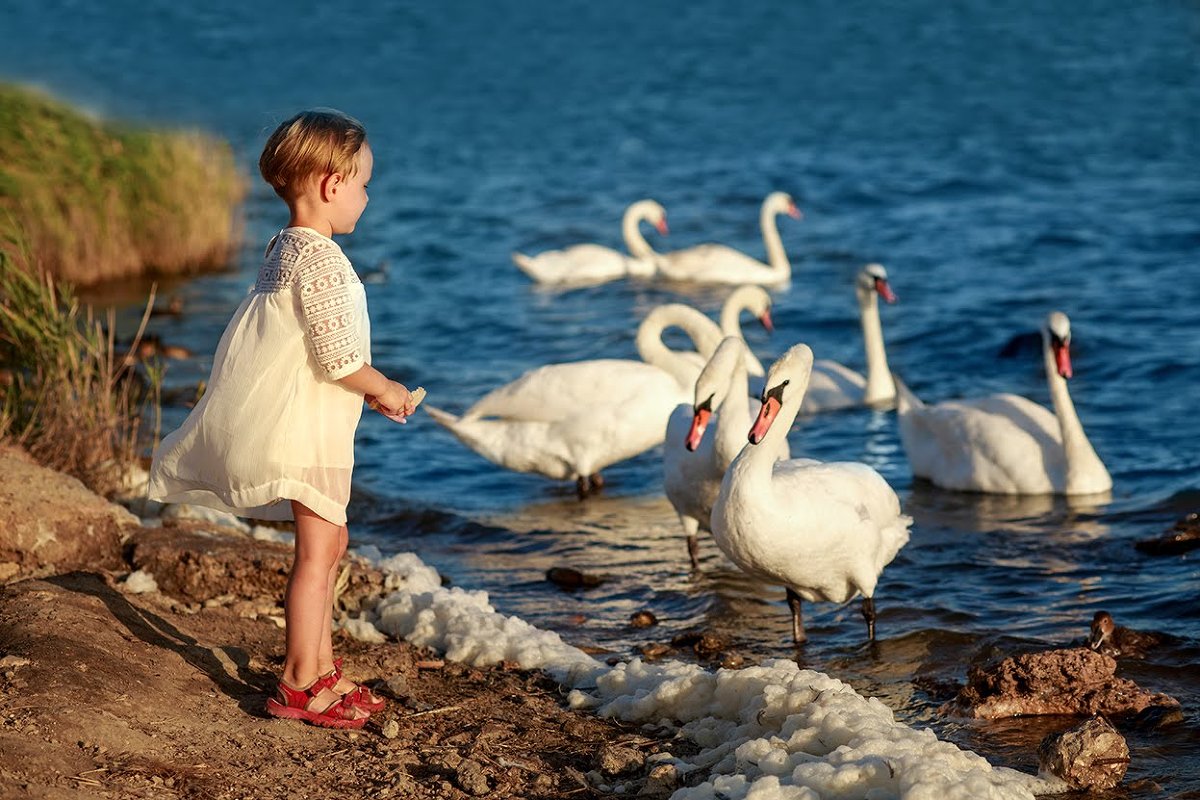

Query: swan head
<box><xmin>1043</xmin><ymin>311</ymin><xmax>1072</xmax><ymax>379</ymax></box>
<box><xmin>764</xmin><ymin>191</ymin><xmax>802</xmax><ymax>221</ymax></box>
<box><xmin>1089</xmin><ymin>610</ymin><xmax>1115</xmax><ymax>650</ymax></box>
<box><xmin>687</xmin><ymin>337</ymin><xmax>746</xmax><ymax>451</ymax></box>
<box><xmin>629</xmin><ymin>199</ymin><xmax>670</xmax><ymax>236</ymax></box>
<box><xmin>749</xmin><ymin>343</ymin><xmax>814</xmax><ymax>444</ymax></box>
<box><xmin>857</xmin><ymin>263</ymin><xmax>897</xmax><ymax>304</ymax></box>
<box><xmin>725</xmin><ymin>285</ymin><xmax>774</xmax><ymax>333</ymax></box>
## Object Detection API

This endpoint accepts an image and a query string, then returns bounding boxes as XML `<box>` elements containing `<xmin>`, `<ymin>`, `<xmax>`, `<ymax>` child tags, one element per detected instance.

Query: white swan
<box><xmin>711</xmin><ymin>343</ymin><xmax>912</xmax><ymax>644</ymax></box>
<box><xmin>664</xmin><ymin>337</ymin><xmax>790</xmax><ymax>569</ymax></box>
<box><xmin>801</xmin><ymin>263</ymin><xmax>898</xmax><ymax>414</ymax></box>
<box><xmin>512</xmin><ymin>200</ymin><xmax>667</xmax><ymax>286</ymax></box>
<box><xmin>425</xmin><ymin>304</ymin><xmax>724</xmax><ymax>496</ymax></box>
<box><xmin>675</xmin><ymin>285</ymin><xmax>774</xmax><ymax>379</ymax></box>
<box><xmin>653</xmin><ymin>192</ymin><xmax>802</xmax><ymax>286</ymax></box>
<box><xmin>896</xmin><ymin>311</ymin><xmax>1111</xmax><ymax>496</ymax></box>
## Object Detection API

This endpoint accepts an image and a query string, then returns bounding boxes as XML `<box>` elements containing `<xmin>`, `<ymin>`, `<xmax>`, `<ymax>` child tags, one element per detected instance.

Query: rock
<box><xmin>384</xmin><ymin>674</ymin><xmax>410</xmax><ymax>699</ymax></box>
<box><xmin>630</xmin><ymin>610</ymin><xmax>658</xmax><ymax>628</ymax></box>
<box><xmin>454</xmin><ymin>758</ymin><xmax>491</xmax><ymax>796</ymax></box>
<box><xmin>546</xmin><ymin>567</ymin><xmax>604</xmax><ymax>590</ymax></box>
<box><xmin>1038</xmin><ymin>715</ymin><xmax>1129</xmax><ymax>790</ymax></box>
<box><xmin>1135</xmin><ymin>513</ymin><xmax>1200</xmax><ymax>556</ymax></box>
<box><xmin>639</xmin><ymin>763</ymin><xmax>680</xmax><ymax>798</ymax></box>
<box><xmin>127</xmin><ymin>524</ymin><xmax>386</xmax><ymax>608</ymax></box>
<box><xmin>639</xmin><ymin>643</ymin><xmax>672</xmax><ymax>660</ymax></box>
<box><xmin>947</xmin><ymin>647</ymin><xmax>1180</xmax><ymax>719</ymax></box>
<box><xmin>380</xmin><ymin>719</ymin><xmax>400</xmax><ymax>740</ymax></box>
<box><xmin>669</xmin><ymin>630</ymin><xmax>729</xmax><ymax>658</ymax></box>
<box><xmin>0</xmin><ymin>445</ymin><xmax>137</xmax><ymax>579</ymax></box>
<box><xmin>598</xmin><ymin>744</ymin><xmax>644</xmax><ymax>777</ymax></box>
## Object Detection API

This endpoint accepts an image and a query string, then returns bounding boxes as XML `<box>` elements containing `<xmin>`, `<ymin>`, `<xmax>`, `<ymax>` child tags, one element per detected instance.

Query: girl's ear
<box><xmin>319</xmin><ymin>172</ymin><xmax>343</xmax><ymax>203</ymax></box>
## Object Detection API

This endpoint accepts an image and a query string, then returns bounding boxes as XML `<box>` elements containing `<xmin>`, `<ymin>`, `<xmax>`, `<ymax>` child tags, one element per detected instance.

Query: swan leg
<box><xmin>686</xmin><ymin>534</ymin><xmax>701</xmax><ymax>571</ymax></box>
<box><xmin>575</xmin><ymin>475</ymin><xmax>591</xmax><ymax>499</ymax></box>
<box><xmin>861</xmin><ymin>597</ymin><xmax>876</xmax><ymax>641</ymax></box>
<box><xmin>589</xmin><ymin>472</ymin><xmax>605</xmax><ymax>491</ymax></box>
<box><xmin>786</xmin><ymin>588</ymin><xmax>807</xmax><ymax>646</ymax></box>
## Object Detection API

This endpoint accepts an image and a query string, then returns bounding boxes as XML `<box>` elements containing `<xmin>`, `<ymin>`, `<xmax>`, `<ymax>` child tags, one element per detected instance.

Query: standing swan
<box><xmin>802</xmin><ymin>263</ymin><xmax>898</xmax><ymax>414</ymax></box>
<box><xmin>425</xmin><ymin>305</ymin><xmax>723</xmax><ymax>497</ymax></box>
<box><xmin>664</xmin><ymin>337</ymin><xmax>790</xmax><ymax>569</ymax></box>
<box><xmin>654</xmin><ymin>192</ymin><xmax>802</xmax><ymax>286</ymax></box>
<box><xmin>711</xmin><ymin>344</ymin><xmax>911</xmax><ymax>644</ymax></box>
<box><xmin>896</xmin><ymin>311</ymin><xmax>1111</xmax><ymax>496</ymax></box>
<box><xmin>512</xmin><ymin>200</ymin><xmax>668</xmax><ymax>286</ymax></box>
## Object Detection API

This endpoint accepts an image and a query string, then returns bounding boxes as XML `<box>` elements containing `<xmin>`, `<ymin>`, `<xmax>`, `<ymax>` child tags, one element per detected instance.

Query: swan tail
<box><xmin>892</xmin><ymin>373</ymin><xmax>924</xmax><ymax>412</ymax></box>
<box><xmin>512</xmin><ymin>252</ymin><xmax>551</xmax><ymax>282</ymax></box>
<box><xmin>424</xmin><ymin>405</ymin><xmax>460</xmax><ymax>430</ymax></box>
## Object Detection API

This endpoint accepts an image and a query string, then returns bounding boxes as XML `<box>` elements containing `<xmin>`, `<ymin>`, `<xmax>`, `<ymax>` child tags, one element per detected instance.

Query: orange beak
<box><xmin>875</xmin><ymin>277</ymin><xmax>897</xmax><ymax>304</ymax></box>
<box><xmin>759</xmin><ymin>309</ymin><xmax>774</xmax><ymax>333</ymax></box>
<box><xmin>1054</xmin><ymin>341</ymin><xmax>1072</xmax><ymax>379</ymax></box>
<box><xmin>655</xmin><ymin>217</ymin><xmax>669</xmax><ymax>236</ymax></box>
<box><xmin>787</xmin><ymin>202</ymin><xmax>802</xmax><ymax>220</ymax></box>
<box><xmin>686</xmin><ymin>408</ymin><xmax>712</xmax><ymax>451</ymax></box>
<box><xmin>749</xmin><ymin>396</ymin><xmax>781</xmax><ymax>444</ymax></box>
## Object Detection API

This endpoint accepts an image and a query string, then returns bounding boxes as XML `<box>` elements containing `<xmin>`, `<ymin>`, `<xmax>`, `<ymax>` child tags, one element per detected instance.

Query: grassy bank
<box><xmin>0</xmin><ymin>243</ymin><xmax>157</xmax><ymax>496</ymax></box>
<box><xmin>0</xmin><ymin>83</ymin><xmax>245</xmax><ymax>286</ymax></box>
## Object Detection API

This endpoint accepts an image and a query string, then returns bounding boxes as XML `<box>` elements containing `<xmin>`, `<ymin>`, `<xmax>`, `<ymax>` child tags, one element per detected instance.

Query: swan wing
<box><xmin>656</xmin><ymin>244</ymin><xmax>773</xmax><ymax>284</ymax></box>
<box><xmin>464</xmin><ymin>360</ymin><xmax>673</xmax><ymax>422</ymax></box>
<box><xmin>512</xmin><ymin>244</ymin><xmax>628</xmax><ymax>284</ymax></box>
<box><xmin>898</xmin><ymin>393</ymin><xmax>1064</xmax><ymax>493</ymax></box>
<box><xmin>800</xmin><ymin>360</ymin><xmax>866</xmax><ymax>413</ymax></box>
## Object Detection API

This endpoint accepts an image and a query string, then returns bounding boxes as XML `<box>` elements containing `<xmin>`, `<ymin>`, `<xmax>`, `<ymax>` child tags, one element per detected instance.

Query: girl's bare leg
<box><xmin>281</xmin><ymin>501</ymin><xmax>365</xmax><ymax>718</ymax></box>
<box><xmin>317</xmin><ymin>524</ymin><xmax>349</xmax><ymax>674</ymax></box>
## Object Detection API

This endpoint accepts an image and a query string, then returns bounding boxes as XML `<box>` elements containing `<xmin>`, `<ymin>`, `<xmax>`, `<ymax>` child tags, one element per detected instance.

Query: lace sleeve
<box><xmin>295</xmin><ymin>243</ymin><xmax>365</xmax><ymax>380</ymax></box>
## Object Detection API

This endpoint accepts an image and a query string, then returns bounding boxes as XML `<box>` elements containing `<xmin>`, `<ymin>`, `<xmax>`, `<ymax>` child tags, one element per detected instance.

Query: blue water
<box><xmin>5</xmin><ymin>0</ymin><xmax>1199</xmax><ymax>793</ymax></box>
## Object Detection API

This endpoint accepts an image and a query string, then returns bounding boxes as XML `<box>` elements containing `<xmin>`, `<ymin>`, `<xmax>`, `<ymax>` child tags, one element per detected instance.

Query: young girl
<box><xmin>149</xmin><ymin>109</ymin><xmax>413</xmax><ymax>729</ymax></box>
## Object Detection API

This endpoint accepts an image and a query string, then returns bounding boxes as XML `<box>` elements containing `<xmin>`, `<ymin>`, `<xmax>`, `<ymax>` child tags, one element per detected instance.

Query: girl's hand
<box><xmin>374</xmin><ymin>381</ymin><xmax>415</xmax><ymax>416</ymax></box>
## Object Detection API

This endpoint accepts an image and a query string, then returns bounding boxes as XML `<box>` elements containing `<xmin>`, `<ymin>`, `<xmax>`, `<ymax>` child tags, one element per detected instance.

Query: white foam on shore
<box><xmin>349</xmin><ymin>548</ymin><xmax>1061</xmax><ymax>799</ymax></box>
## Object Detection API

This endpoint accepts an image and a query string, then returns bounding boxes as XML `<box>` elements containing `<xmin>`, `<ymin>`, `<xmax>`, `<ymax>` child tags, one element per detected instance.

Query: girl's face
<box><xmin>329</xmin><ymin>142</ymin><xmax>372</xmax><ymax>235</ymax></box>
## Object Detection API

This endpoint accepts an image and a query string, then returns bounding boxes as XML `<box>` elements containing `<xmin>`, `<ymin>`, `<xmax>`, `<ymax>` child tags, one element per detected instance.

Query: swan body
<box><xmin>896</xmin><ymin>312</ymin><xmax>1111</xmax><ymax>496</ymax></box>
<box><xmin>512</xmin><ymin>200</ymin><xmax>667</xmax><ymax>285</ymax></box>
<box><xmin>711</xmin><ymin>343</ymin><xmax>911</xmax><ymax>643</ymax></box>
<box><xmin>654</xmin><ymin>192</ymin><xmax>801</xmax><ymax>286</ymax></box>
<box><xmin>426</xmin><ymin>304</ymin><xmax>723</xmax><ymax>494</ymax></box>
<box><xmin>664</xmin><ymin>337</ymin><xmax>790</xmax><ymax>569</ymax></box>
<box><xmin>800</xmin><ymin>263</ymin><xmax>898</xmax><ymax>414</ymax></box>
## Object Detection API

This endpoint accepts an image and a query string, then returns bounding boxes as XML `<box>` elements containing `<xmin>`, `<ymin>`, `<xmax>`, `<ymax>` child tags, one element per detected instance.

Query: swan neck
<box><xmin>636</xmin><ymin>307</ymin><xmax>716</xmax><ymax>387</ymax></box>
<box><xmin>1043</xmin><ymin>344</ymin><xmax>1103</xmax><ymax>481</ymax></box>
<box><xmin>858</xmin><ymin>289</ymin><xmax>892</xmax><ymax>402</ymax></box>
<box><xmin>719</xmin><ymin>301</ymin><xmax>745</xmax><ymax>339</ymax></box>
<box><xmin>760</xmin><ymin>205</ymin><xmax>790</xmax><ymax>278</ymax></box>
<box><xmin>714</xmin><ymin>359</ymin><xmax>751</xmax><ymax>467</ymax></box>
<box><xmin>623</xmin><ymin>207</ymin><xmax>657</xmax><ymax>259</ymax></box>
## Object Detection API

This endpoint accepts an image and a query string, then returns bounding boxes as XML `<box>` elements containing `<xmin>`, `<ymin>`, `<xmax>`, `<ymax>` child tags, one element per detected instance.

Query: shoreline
<box><xmin>0</xmin><ymin>445</ymin><xmax>1067</xmax><ymax>799</ymax></box>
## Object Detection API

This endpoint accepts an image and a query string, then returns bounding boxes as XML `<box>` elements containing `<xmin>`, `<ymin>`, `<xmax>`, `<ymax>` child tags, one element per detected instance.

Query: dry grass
<box><xmin>0</xmin><ymin>83</ymin><xmax>245</xmax><ymax>286</ymax></box>
<box><xmin>0</xmin><ymin>242</ymin><xmax>158</xmax><ymax>496</ymax></box>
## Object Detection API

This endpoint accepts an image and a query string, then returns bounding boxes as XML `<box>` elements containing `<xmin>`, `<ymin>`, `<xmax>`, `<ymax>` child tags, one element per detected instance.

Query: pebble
<box><xmin>381</xmin><ymin>719</ymin><xmax>400</xmax><ymax>740</ymax></box>
<box><xmin>546</xmin><ymin>567</ymin><xmax>604</xmax><ymax>590</ymax></box>
<box><xmin>629</xmin><ymin>610</ymin><xmax>658</xmax><ymax>628</ymax></box>
<box><xmin>455</xmin><ymin>758</ymin><xmax>491</xmax><ymax>796</ymax></box>
<box><xmin>598</xmin><ymin>744</ymin><xmax>644</xmax><ymax>777</ymax></box>
<box><xmin>639</xmin><ymin>643</ymin><xmax>671</xmax><ymax>660</ymax></box>
<box><xmin>1038</xmin><ymin>715</ymin><xmax>1129</xmax><ymax>790</ymax></box>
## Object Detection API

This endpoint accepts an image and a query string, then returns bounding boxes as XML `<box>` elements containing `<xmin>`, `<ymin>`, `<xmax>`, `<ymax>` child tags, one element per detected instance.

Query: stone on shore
<box><xmin>947</xmin><ymin>647</ymin><xmax>1180</xmax><ymax>719</ymax></box>
<box><xmin>0</xmin><ymin>445</ymin><xmax>138</xmax><ymax>581</ymax></box>
<box><xmin>127</xmin><ymin>523</ymin><xmax>387</xmax><ymax>611</ymax></box>
<box><xmin>1038</xmin><ymin>715</ymin><xmax>1130</xmax><ymax>790</ymax></box>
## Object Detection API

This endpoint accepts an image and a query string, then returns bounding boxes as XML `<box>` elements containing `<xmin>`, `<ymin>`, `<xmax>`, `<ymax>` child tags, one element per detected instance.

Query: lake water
<box><xmin>4</xmin><ymin>0</ymin><xmax>1198</xmax><ymax>793</ymax></box>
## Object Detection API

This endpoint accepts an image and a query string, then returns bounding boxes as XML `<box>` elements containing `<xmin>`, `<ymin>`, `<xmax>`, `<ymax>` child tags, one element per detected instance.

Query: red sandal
<box><xmin>265</xmin><ymin>673</ymin><xmax>369</xmax><ymax>729</ymax></box>
<box><xmin>332</xmin><ymin>657</ymin><xmax>387</xmax><ymax>713</ymax></box>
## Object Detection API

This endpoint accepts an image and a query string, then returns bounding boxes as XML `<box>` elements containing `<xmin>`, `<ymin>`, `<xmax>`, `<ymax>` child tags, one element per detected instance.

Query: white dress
<box><xmin>148</xmin><ymin>227</ymin><xmax>371</xmax><ymax>525</ymax></box>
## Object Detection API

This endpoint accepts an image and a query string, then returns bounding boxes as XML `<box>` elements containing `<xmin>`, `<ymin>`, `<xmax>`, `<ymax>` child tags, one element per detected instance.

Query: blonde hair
<box><xmin>259</xmin><ymin>109</ymin><xmax>367</xmax><ymax>199</ymax></box>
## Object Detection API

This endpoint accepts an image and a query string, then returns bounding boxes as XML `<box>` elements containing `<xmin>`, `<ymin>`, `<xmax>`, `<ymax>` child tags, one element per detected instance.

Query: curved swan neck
<box><xmin>1043</xmin><ymin>342</ymin><xmax>1103</xmax><ymax>482</ymax></box>
<box><xmin>624</xmin><ymin>205</ymin><xmax>658</xmax><ymax>259</ymax></box>
<box><xmin>636</xmin><ymin>306</ymin><xmax>720</xmax><ymax>386</ymax></box>
<box><xmin>719</xmin><ymin>300</ymin><xmax>747</xmax><ymax>340</ymax></box>
<box><xmin>857</xmin><ymin>287</ymin><xmax>892</xmax><ymax>402</ymax></box>
<box><xmin>760</xmin><ymin>203</ymin><xmax>790</xmax><ymax>279</ymax></box>
<box><xmin>714</xmin><ymin>356</ymin><xmax>751</xmax><ymax>467</ymax></box>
